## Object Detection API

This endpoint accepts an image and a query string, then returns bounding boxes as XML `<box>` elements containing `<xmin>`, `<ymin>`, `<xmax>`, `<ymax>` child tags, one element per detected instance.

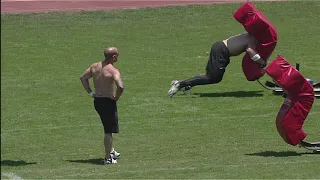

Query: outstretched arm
<box><xmin>80</xmin><ymin>64</ymin><xmax>95</xmax><ymax>97</ymax></box>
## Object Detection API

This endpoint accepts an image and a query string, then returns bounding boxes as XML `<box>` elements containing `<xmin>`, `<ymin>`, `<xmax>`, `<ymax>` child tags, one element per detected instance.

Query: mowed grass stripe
<box><xmin>2</xmin><ymin>111</ymin><xmax>320</xmax><ymax>133</ymax></box>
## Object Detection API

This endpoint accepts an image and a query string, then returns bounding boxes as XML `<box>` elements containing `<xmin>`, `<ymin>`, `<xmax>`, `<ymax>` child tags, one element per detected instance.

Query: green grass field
<box><xmin>1</xmin><ymin>1</ymin><xmax>320</xmax><ymax>179</ymax></box>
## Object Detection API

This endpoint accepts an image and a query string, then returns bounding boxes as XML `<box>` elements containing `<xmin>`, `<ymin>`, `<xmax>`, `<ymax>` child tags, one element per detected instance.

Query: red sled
<box><xmin>265</xmin><ymin>56</ymin><xmax>315</xmax><ymax>146</ymax></box>
<box><xmin>234</xmin><ymin>2</ymin><xmax>278</xmax><ymax>81</ymax></box>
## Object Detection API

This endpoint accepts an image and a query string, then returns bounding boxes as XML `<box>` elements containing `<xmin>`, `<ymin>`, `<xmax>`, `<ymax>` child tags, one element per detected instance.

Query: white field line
<box><xmin>1</xmin><ymin>173</ymin><xmax>23</xmax><ymax>180</ymax></box>
<box><xmin>1</xmin><ymin>111</ymin><xmax>319</xmax><ymax>133</ymax></box>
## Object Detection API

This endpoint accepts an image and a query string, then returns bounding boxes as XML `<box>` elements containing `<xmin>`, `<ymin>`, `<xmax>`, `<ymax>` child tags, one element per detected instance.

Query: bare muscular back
<box><xmin>91</xmin><ymin>62</ymin><xmax>118</xmax><ymax>98</ymax></box>
<box><xmin>223</xmin><ymin>33</ymin><xmax>256</xmax><ymax>57</ymax></box>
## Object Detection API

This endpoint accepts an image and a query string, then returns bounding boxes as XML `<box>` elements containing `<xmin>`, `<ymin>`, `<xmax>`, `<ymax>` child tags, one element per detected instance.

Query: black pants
<box><xmin>179</xmin><ymin>41</ymin><xmax>230</xmax><ymax>88</ymax></box>
<box><xmin>94</xmin><ymin>97</ymin><xmax>119</xmax><ymax>133</ymax></box>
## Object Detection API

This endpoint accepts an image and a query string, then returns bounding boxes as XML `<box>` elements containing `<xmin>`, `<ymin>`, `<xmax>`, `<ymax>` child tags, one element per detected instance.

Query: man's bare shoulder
<box><xmin>109</xmin><ymin>65</ymin><xmax>120</xmax><ymax>74</ymax></box>
<box><xmin>88</xmin><ymin>62</ymin><xmax>101</xmax><ymax>72</ymax></box>
<box><xmin>91</xmin><ymin>62</ymin><xmax>100</xmax><ymax>68</ymax></box>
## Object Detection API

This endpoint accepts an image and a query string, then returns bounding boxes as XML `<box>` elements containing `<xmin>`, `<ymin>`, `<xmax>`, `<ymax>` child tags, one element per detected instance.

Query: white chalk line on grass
<box><xmin>1</xmin><ymin>173</ymin><xmax>23</xmax><ymax>180</ymax></box>
<box><xmin>52</xmin><ymin>159</ymin><xmax>320</xmax><ymax>178</ymax></box>
<box><xmin>1</xmin><ymin>111</ymin><xmax>319</xmax><ymax>133</ymax></box>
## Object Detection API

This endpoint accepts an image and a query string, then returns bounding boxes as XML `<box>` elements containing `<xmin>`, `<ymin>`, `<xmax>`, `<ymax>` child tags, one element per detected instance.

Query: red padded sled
<box><xmin>234</xmin><ymin>2</ymin><xmax>278</xmax><ymax>81</ymax></box>
<box><xmin>265</xmin><ymin>56</ymin><xmax>314</xmax><ymax>145</ymax></box>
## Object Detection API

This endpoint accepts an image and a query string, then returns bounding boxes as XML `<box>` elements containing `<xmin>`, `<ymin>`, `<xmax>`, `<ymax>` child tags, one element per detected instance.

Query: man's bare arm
<box><xmin>113</xmin><ymin>70</ymin><xmax>124</xmax><ymax>101</ymax></box>
<box><xmin>80</xmin><ymin>64</ymin><xmax>95</xmax><ymax>97</ymax></box>
<box><xmin>246</xmin><ymin>36</ymin><xmax>266</xmax><ymax>67</ymax></box>
<box><xmin>246</xmin><ymin>47</ymin><xmax>265</xmax><ymax>66</ymax></box>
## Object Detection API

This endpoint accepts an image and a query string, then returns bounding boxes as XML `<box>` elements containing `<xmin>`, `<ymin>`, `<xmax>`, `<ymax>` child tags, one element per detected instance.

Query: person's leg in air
<box><xmin>168</xmin><ymin>41</ymin><xmax>229</xmax><ymax>97</ymax></box>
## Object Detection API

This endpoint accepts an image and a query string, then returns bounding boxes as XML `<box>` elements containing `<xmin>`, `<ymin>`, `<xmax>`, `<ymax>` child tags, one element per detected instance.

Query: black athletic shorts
<box><xmin>205</xmin><ymin>41</ymin><xmax>230</xmax><ymax>81</ymax></box>
<box><xmin>94</xmin><ymin>97</ymin><xmax>119</xmax><ymax>133</ymax></box>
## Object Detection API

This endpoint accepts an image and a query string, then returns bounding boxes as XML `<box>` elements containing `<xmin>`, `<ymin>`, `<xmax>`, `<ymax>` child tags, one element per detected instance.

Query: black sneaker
<box><xmin>182</xmin><ymin>86</ymin><xmax>192</xmax><ymax>95</ymax></box>
<box><xmin>103</xmin><ymin>156</ymin><xmax>117</xmax><ymax>165</ymax></box>
<box><xmin>110</xmin><ymin>150</ymin><xmax>120</xmax><ymax>159</ymax></box>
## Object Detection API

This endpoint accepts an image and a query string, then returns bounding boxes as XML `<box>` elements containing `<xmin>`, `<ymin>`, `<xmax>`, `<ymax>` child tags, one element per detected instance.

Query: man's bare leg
<box><xmin>103</xmin><ymin>133</ymin><xmax>117</xmax><ymax>164</ymax></box>
<box><xmin>104</xmin><ymin>133</ymin><xmax>113</xmax><ymax>158</ymax></box>
<box><xmin>109</xmin><ymin>134</ymin><xmax>121</xmax><ymax>159</ymax></box>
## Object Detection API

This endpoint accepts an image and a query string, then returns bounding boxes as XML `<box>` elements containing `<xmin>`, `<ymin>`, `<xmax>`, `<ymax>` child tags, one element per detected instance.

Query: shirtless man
<box><xmin>80</xmin><ymin>47</ymin><xmax>124</xmax><ymax>164</ymax></box>
<box><xmin>168</xmin><ymin>33</ymin><xmax>265</xmax><ymax>97</ymax></box>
